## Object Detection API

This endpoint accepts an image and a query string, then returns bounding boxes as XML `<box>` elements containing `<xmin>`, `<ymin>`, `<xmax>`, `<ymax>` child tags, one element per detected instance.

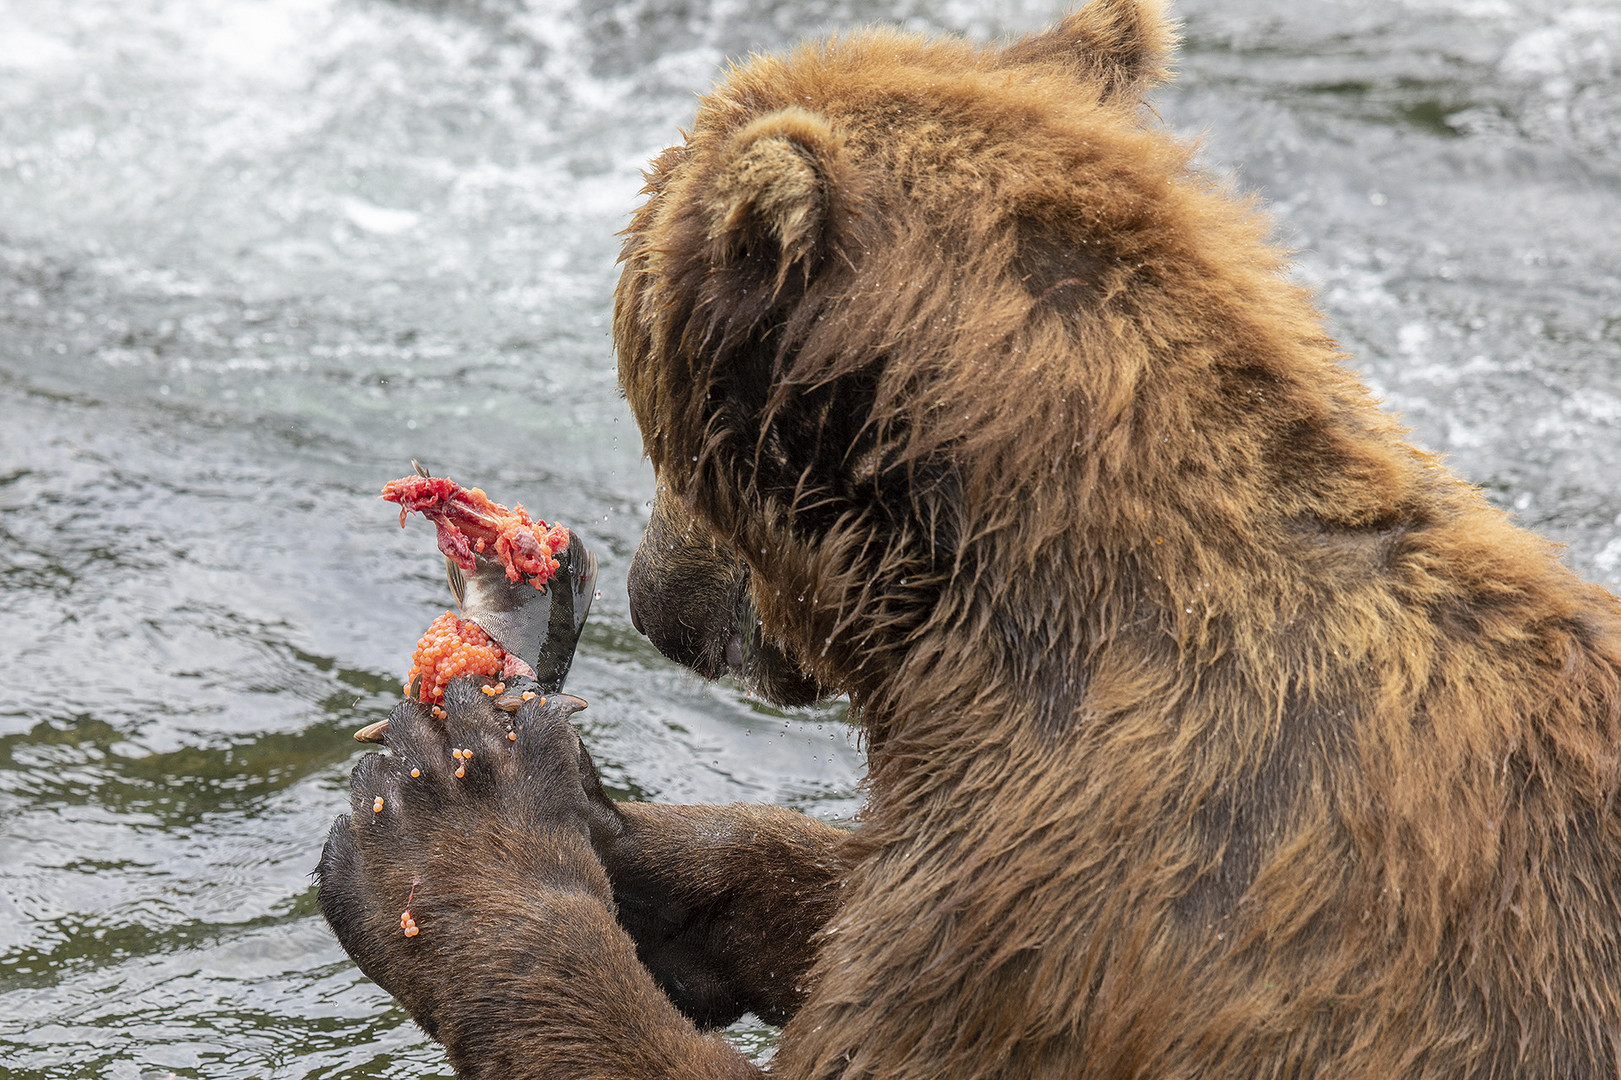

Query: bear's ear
<box><xmin>1000</xmin><ymin>0</ymin><xmax>1178</xmax><ymax>105</ymax></box>
<box><xmin>706</xmin><ymin>107</ymin><xmax>851</xmax><ymax>292</ymax></box>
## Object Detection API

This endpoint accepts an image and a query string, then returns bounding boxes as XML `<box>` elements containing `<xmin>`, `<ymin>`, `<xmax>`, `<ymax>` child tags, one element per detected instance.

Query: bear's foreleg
<box><xmin>593</xmin><ymin>801</ymin><xmax>849</xmax><ymax>1028</ymax></box>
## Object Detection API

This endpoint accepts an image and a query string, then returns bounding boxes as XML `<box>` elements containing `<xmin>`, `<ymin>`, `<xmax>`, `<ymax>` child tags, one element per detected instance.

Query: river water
<box><xmin>0</xmin><ymin>0</ymin><xmax>1616</xmax><ymax>1075</ymax></box>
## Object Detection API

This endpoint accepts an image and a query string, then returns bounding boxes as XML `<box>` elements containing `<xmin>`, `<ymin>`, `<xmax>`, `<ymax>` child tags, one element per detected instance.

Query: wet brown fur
<box><xmin>320</xmin><ymin>3</ymin><xmax>1621</xmax><ymax>1077</ymax></box>
<box><xmin>614</xmin><ymin>0</ymin><xmax>1621</xmax><ymax>1075</ymax></box>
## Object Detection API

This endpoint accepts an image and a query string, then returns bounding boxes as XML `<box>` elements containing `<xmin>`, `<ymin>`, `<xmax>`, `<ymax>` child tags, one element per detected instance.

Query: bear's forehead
<box><xmin>690</xmin><ymin>32</ymin><xmax>1140</xmax><ymax>158</ymax></box>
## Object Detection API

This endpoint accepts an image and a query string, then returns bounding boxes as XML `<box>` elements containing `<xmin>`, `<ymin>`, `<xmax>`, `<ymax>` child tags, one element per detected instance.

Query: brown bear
<box><xmin>317</xmin><ymin>1</ymin><xmax>1621</xmax><ymax>1077</ymax></box>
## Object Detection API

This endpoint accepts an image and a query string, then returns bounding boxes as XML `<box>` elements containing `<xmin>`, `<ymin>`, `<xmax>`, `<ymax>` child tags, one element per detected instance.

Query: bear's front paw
<box><xmin>316</xmin><ymin>678</ymin><xmax>613</xmax><ymax>1037</ymax></box>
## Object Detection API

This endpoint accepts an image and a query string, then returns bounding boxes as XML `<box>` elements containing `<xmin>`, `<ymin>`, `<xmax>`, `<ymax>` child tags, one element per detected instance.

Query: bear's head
<box><xmin>615</xmin><ymin>0</ymin><xmax>1410</xmax><ymax>724</ymax></box>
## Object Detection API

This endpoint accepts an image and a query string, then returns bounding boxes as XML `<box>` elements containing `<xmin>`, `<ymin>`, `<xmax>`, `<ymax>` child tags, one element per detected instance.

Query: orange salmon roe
<box><xmin>405</xmin><ymin>611</ymin><xmax>505</xmax><ymax>705</ymax></box>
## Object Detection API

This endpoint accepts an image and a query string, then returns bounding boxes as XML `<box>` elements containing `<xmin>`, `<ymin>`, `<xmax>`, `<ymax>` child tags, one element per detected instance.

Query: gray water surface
<box><xmin>1</xmin><ymin>0</ymin><xmax>1617</xmax><ymax>1075</ymax></box>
